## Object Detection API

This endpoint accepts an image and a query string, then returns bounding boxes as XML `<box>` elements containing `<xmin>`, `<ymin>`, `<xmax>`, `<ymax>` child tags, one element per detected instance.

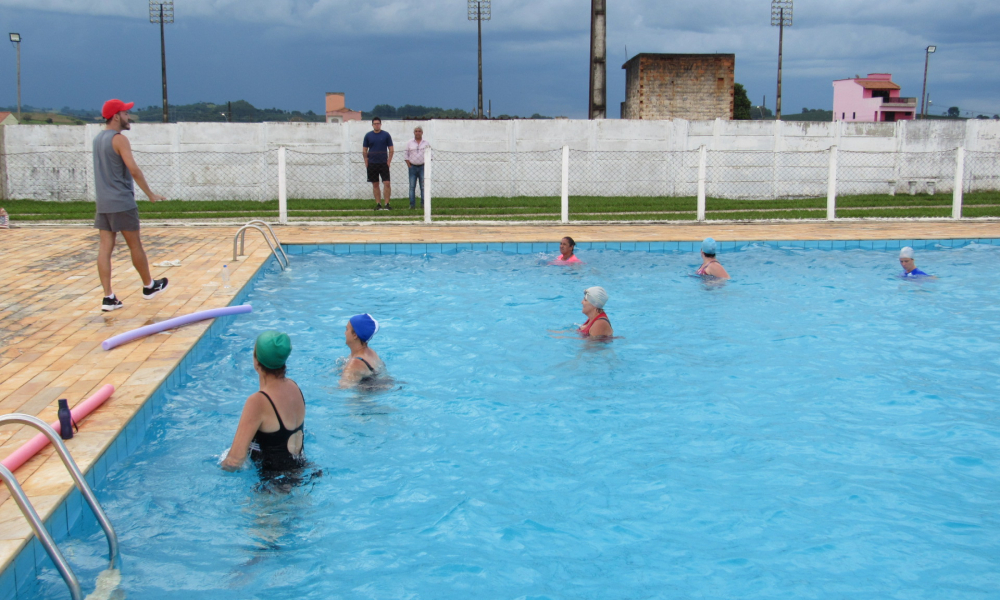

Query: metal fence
<box><xmin>965</xmin><ymin>151</ymin><xmax>1000</xmax><ymax>193</ymax></box>
<box><xmin>838</xmin><ymin>150</ymin><xmax>957</xmax><ymax>196</ymax></box>
<box><xmin>568</xmin><ymin>150</ymin><xmax>699</xmax><ymax>198</ymax></box>
<box><xmin>706</xmin><ymin>149</ymin><xmax>829</xmax><ymax>200</ymax></box>
<box><xmin>2</xmin><ymin>145</ymin><xmax>998</xmax><ymax>221</ymax></box>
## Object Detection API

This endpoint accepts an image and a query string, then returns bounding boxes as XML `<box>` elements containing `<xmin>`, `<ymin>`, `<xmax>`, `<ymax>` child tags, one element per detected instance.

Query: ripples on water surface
<box><xmin>33</xmin><ymin>245</ymin><xmax>1000</xmax><ymax>599</ymax></box>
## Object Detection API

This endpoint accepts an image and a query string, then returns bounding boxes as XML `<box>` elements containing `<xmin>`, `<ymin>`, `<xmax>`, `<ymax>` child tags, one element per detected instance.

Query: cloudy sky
<box><xmin>0</xmin><ymin>0</ymin><xmax>997</xmax><ymax>118</ymax></box>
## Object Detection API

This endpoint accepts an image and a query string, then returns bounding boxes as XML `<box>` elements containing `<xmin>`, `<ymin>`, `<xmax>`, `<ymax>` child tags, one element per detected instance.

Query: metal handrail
<box><xmin>0</xmin><ymin>414</ymin><xmax>120</xmax><ymax>600</ymax></box>
<box><xmin>232</xmin><ymin>224</ymin><xmax>288</xmax><ymax>270</ymax></box>
<box><xmin>0</xmin><ymin>465</ymin><xmax>81</xmax><ymax>600</ymax></box>
<box><xmin>240</xmin><ymin>220</ymin><xmax>289</xmax><ymax>266</ymax></box>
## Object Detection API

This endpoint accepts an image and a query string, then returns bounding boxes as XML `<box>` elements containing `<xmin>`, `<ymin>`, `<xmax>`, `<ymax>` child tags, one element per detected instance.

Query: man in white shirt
<box><xmin>404</xmin><ymin>127</ymin><xmax>431</xmax><ymax>209</ymax></box>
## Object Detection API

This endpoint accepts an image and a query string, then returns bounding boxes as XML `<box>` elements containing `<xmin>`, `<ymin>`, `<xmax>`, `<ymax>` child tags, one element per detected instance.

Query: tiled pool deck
<box><xmin>0</xmin><ymin>220</ymin><xmax>998</xmax><ymax>596</ymax></box>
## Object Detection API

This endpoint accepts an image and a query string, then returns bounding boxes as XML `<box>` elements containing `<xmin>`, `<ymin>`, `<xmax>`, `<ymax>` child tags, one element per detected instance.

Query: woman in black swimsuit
<box><xmin>222</xmin><ymin>331</ymin><xmax>305</xmax><ymax>473</ymax></box>
<box><xmin>340</xmin><ymin>313</ymin><xmax>385</xmax><ymax>388</ymax></box>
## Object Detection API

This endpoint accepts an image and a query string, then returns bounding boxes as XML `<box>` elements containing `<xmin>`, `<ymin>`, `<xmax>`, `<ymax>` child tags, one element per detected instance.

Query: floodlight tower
<box><xmin>468</xmin><ymin>0</ymin><xmax>490</xmax><ymax>119</ymax></box>
<box><xmin>588</xmin><ymin>0</ymin><xmax>606</xmax><ymax>119</ymax></box>
<box><xmin>770</xmin><ymin>0</ymin><xmax>792</xmax><ymax>121</ymax></box>
<box><xmin>919</xmin><ymin>45</ymin><xmax>936</xmax><ymax>119</ymax></box>
<box><xmin>149</xmin><ymin>1</ymin><xmax>174</xmax><ymax>123</ymax></box>
<box><xmin>8</xmin><ymin>33</ymin><xmax>20</xmax><ymax>120</ymax></box>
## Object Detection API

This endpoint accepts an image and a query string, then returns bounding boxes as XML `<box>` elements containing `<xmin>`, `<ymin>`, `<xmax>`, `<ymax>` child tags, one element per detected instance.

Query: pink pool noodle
<box><xmin>102</xmin><ymin>304</ymin><xmax>252</xmax><ymax>351</ymax></box>
<box><xmin>1</xmin><ymin>384</ymin><xmax>115</xmax><ymax>473</ymax></box>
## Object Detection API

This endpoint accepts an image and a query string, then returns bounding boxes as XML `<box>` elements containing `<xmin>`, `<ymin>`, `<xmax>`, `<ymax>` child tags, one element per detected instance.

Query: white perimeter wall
<box><xmin>5</xmin><ymin>118</ymin><xmax>1000</xmax><ymax>154</ymax></box>
<box><xmin>3</xmin><ymin>119</ymin><xmax>1000</xmax><ymax>201</ymax></box>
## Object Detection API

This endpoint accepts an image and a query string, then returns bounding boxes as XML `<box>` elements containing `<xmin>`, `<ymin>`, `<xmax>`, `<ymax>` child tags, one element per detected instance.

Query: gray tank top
<box><xmin>93</xmin><ymin>130</ymin><xmax>137</xmax><ymax>213</ymax></box>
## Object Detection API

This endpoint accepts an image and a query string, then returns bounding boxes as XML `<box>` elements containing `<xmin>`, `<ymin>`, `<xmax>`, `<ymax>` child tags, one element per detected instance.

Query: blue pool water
<box><xmin>29</xmin><ymin>244</ymin><xmax>1000</xmax><ymax>599</ymax></box>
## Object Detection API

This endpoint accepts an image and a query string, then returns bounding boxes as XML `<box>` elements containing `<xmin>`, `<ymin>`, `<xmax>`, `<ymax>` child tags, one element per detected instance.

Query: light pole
<box><xmin>8</xmin><ymin>33</ymin><xmax>20</xmax><ymax>121</ymax></box>
<box><xmin>770</xmin><ymin>1</ymin><xmax>792</xmax><ymax>121</ymax></box>
<box><xmin>149</xmin><ymin>1</ymin><xmax>174</xmax><ymax>123</ymax></box>
<box><xmin>467</xmin><ymin>0</ymin><xmax>490</xmax><ymax>119</ymax></box>
<box><xmin>588</xmin><ymin>0</ymin><xmax>606</xmax><ymax>119</ymax></box>
<box><xmin>919</xmin><ymin>45</ymin><xmax>936</xmax><ymax>120</ymax></box>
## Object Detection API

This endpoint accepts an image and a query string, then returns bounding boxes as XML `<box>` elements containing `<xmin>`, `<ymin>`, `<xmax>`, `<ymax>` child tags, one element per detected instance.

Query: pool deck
<box><xmin>1</xmin><ymin>219</ymin><xmax>999</xmax><ymax>579</ymax></box>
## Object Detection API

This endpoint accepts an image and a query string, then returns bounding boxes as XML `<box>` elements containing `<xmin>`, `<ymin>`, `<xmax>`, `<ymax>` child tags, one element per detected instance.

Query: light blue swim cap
<box><xmin>702</xmin><ymin>238</ymin><xmax>717</xmax><ymax>254</ymax></box>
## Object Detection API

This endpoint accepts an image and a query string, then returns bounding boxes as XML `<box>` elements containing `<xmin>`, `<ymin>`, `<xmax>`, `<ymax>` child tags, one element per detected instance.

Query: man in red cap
<box><xmin>93</xmin><ymin>99</ymin><xmax>168</xmax><ymax>311</ymax></box>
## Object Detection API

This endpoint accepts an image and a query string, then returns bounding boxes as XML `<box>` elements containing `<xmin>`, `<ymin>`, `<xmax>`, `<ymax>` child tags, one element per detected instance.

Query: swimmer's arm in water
<box><xmin>339</xmin><ymin>358</ymin><xmax>369</xmax><ymax>388</ymax></box>
<box><xmin>221</xmin><ymin>392</ymin><xmax>265</xmax><ymax>471</ymax></box>
<box><xmin>548</xmin><ymin>326</ymin><xmax>580</xmax><ymax>334</ymax></box>
<box><xmin>588</xmin><ymin>319</ymin><xmax>613</xmax><ymax>337</ymax></box>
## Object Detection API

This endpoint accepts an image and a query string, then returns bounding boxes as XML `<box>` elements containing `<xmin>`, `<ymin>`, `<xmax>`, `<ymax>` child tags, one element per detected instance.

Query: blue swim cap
<box><xmin>702</xmin><ymin>238</ymin><xmax>717</xmax><ymax>254</ymax></box>
<box><xmin>349</xmin><ymin>314</ymin><xmax>379</xmax><ymax>343</ymax></box>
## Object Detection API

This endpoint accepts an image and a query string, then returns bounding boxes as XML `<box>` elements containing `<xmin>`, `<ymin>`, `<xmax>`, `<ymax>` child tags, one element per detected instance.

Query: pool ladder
<box><xmin>0</xmin><ymin>414</ymin><xmax>119</xmax><ymax>600</ymax></box>
<box><xmin>233</xmin><ymin>220</ymin><xmax>289</xmax><ymax>270</ymax></box>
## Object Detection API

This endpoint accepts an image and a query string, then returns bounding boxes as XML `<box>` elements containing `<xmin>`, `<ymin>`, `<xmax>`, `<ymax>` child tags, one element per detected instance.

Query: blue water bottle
<box><xmin>58</xmin><ymin>399</ymin><xmax>73</xmax><ymax>440</ymax></box>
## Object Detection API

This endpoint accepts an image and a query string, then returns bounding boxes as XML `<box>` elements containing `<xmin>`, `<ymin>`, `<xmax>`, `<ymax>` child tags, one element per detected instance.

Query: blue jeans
<box><xmin>408</xmin><ymin>164</ymin><xmax>425</xmax><ymax>208</ymax></box>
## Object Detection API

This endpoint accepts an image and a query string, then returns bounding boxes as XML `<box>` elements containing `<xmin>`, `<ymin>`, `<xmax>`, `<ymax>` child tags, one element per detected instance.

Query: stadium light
<box><xmin>467</xmin><ymin>0</ymin><xmax>491</xmax><ymax>119</ymax></box>
<box><xmin>149</xmin><ymin>2</ymin><xmax>175</xmax><ymax>123</ymax></box>
<box><xmin>920</xmin><ymin>45</ymin><xmax>936</xmax><ymax>119</ymax></box>
<box><xmin>8</xmin><ymin>33</ymin><xmax>20</xmax><ymax>120</ymax></box>
<box><xmin>770</xmin><ymin>1</ymin><xmax>793</xmax><ymax>120</ymax></box>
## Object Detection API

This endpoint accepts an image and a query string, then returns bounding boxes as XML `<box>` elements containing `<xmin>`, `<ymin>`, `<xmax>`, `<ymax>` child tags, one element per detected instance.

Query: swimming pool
<box><xmin>22</xmin><ymin>242</ymin><xmax>1000</xmax><ymax>599</ymax></box>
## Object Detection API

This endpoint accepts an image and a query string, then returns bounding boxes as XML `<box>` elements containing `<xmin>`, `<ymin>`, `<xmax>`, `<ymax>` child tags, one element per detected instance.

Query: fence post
<box><xmin>277</xmin><ymin>146</ymin><xmax>287</xmax><ymax>225</ymax></box>
<box><xmin>697</xmin><ymin>145</ymin><xmax>707</xmax><ymax>221</ymax></box>
<box><xmin>424</xmin><ymin>148</ymin><xmax>433</xmax><ymax>223</ymax></box>
<box><xmin>952</xmin><ymin>146</ymin><xmax>964</xmax><ymax>219</ymax></box>
<box><xmin>561</xmin><ymin>145</ymin><xmax>569</xmax><ymax>223</ymax></box>
<box><xmin>0</xmin><ymin>125</ymin><xmax>7</xmax><ymax>201</ymax></box>
<box><xmin>826</xmin><ymin>145</ymin><xmax>838</xmax><ymax>221</ymax></box>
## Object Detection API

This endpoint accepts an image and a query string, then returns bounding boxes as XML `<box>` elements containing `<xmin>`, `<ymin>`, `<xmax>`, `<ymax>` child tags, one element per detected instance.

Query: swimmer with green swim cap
<box><xmin>340</xmin><ymin>314</ymin><xmax>386</xmax><ymax>388</ymax></box>
<box><xmin>222</xmin><ymin>330</ymin><xmax>306</xmax><ymax>473</ymax></box>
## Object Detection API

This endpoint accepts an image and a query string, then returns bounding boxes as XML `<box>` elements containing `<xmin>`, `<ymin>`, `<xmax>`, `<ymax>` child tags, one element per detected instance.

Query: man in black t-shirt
<box><xmin>362</xmin><ymin>118</ymin><xmax>394</xmax><ymax>210</ymax></box>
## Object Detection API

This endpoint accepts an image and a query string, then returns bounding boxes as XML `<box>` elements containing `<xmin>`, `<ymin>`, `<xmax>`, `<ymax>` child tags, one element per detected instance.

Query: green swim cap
<box><xmin>255</xmin><ymin>330</ymin><xmax>291</xmax><ymax>370</ymax></box>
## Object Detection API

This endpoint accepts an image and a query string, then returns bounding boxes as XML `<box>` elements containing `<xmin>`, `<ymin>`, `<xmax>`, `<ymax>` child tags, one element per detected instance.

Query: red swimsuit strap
<box><xmin>580</xmin><ymin>311</ymin><xmax>608</xmax><ymax>335</ymax></box>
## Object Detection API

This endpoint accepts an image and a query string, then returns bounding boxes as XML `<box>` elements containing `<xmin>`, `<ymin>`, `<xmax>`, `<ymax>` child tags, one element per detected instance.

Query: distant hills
<box><xmin>0</xmin><ymin>101</ymin><xmax>552</xmax><ymax>123</ymax></box>
<box><xmin>4</xmin><ymin>102</ymin><xmax>982</xmax><ymax>124</ymax></box>
<box><xmin>133</xmin><ymin>100</ymin><xmax>324</xmax><ymax>123</ymax></box>
<box><xmin>781</xmin><ymin>108</ymin><xmax>834</xmax><ymax>122</ymax></box>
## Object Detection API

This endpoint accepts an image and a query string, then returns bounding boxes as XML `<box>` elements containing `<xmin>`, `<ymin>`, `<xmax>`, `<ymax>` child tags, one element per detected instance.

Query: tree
<box><xmin>948</xmin><ymin>106</ymin><xmax>960</xmax><ymax>118</ymax></box>
<box><xmin>733</xmin><ymin>83</ymin><xmax>751</xmax><ymax>120</ymax></box>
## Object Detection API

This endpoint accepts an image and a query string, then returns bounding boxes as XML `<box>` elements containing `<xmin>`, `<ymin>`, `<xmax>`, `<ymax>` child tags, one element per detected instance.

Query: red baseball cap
<box><xmin>102</xmin><ymin>99</ymin><xmax>134</xmax><ymax>120</ymax></box>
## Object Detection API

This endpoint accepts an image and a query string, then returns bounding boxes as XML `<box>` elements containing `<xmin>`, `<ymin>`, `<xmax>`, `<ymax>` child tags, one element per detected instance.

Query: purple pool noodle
<box><xmin>102</xmin><ymin>304</ymin><xmax>253</xmax><ymax>350</ymax></box>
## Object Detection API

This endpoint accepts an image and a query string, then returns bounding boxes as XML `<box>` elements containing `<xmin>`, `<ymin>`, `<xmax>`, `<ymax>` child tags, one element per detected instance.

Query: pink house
<box><xmin>832</xmin><ymin>73</ymin><xmax>916</xmax><ymax>122</ymax></box>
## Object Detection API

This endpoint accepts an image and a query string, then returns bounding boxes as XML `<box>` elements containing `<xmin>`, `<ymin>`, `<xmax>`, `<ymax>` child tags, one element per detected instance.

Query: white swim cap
<box><xmin>584</xmin><ymin>286</ymin><xmax>608</xmax><ymax>309</ymax></box>
<box><xmin>900</xmin><ymin>247</ymin><xmax>914</xmax><ymax>259</ymax></box>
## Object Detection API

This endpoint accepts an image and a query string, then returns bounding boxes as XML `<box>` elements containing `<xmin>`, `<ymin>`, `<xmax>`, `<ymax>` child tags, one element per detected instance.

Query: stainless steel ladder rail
<box><xmin>238</xmin><ymin>220</ymin><xmax>289</xmax><ymax>265</ymax></box>
<box><xmin>233</xmin><ymin>220</ymin><xmax>289</xmax><ymax>270</ymax></box>
<box><xmin>0</xmin><ymin>414</ymin><xmax>120</xmax><ymax>600</ymax></box>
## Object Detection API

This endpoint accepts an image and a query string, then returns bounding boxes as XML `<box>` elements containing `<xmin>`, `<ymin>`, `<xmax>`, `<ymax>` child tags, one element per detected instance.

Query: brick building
<box><xmin>621</xmin><ymin>53</ymin><xmax>735</xmax><ymax>120</ymax></box>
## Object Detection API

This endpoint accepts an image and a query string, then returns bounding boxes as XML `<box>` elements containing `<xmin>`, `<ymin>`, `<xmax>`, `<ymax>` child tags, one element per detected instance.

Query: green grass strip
<box><xmin>3</xmin><ymin>191</ymin><xmax>1000</xmax><ymax>221</ymax></box>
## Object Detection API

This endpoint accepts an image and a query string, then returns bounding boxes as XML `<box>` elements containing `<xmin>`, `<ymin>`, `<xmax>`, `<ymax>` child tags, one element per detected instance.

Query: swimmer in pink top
<box><xmin>695</xmin><ymin>238</ymin><xmax>730</xmax><ymax>279</ymax></box>
<box><xmin>550</xmin><ymin>236</ymin><xmax>581</xmax><ymax>265</ymax></box>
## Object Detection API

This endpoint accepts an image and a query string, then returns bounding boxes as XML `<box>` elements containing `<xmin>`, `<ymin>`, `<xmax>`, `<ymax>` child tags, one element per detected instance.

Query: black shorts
<box><xmin>367</xmin><ymin>163</ymin><xmax>391</xmax><ymax>183</ymax></box>
<box><xmin>94</xmin><ymin>208</ymin><xmax>141</xmax><ymax>232</ymax></box>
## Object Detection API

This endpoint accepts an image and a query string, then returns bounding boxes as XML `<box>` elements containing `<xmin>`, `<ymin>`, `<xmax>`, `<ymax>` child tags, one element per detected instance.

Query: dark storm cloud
<box><xmin>0</xmin><ymin>0</ymin><xmax>997</xmax><ymax>118</ymax></box>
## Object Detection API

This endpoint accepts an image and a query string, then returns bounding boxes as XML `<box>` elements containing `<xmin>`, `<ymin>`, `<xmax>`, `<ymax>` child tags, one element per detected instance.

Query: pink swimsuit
<box><xmin>551</xmin><ymin>254</ymin><xmax>581</xmax><ymax>265</ymax></box>
<box><xmin>696</xmin><ymin>260</ymin><xmax>719</xmax><ymax>276</ymax></box>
